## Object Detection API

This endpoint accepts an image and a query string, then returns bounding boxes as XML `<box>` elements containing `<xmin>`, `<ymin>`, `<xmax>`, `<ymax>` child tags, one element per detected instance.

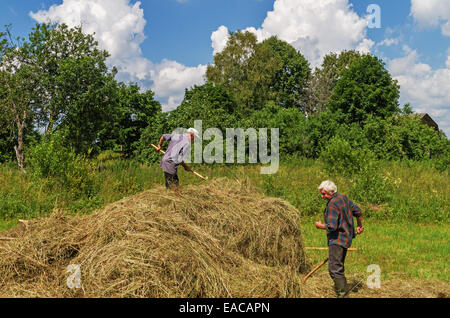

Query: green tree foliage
<box><xmin>168</xmin><ymin>83</ymin><xmax>239</xmax><ymax>131</ymax></box>
<box><xmin>97</xmin><ymin>82</ymin><xmax>161</xmax><ymax>156</ymax></box>
<box><xmin>206</xmin><ymin>31</ymin><xmax>257</xmax><ymax>110</ymax></box>
<box><xmin>26</xmin><ymin>24</ymin><xmax>112</xmax><ymax>134</ymax></box>
<box><xmin>364</xmin><ymin>114</ymin><xmax>449</xmax><ymax>161</ymax></box>
<box><xmin>328</xmin><ymin>54</ymin><xmax>400</xmax><ymax>125</ymax></box>
<box><xmin>243</xmin><ymin>101</ymin><xmax>307</xmax><ymax>156</ymax></box>
<box><xmin>0</xmin><ymin>23</ymin><xmax>120</xmax><ymax>166</ymax></box>
<box><xmin>301</xmin><ymin>110</ymin><xmax>342</xmax><ymax>158</ymax></box>
<box><xmin>27</xmin><ymin>130</ymin><xmax>96</xmax><ymax>199</ymax></box>
<box><xmin>259</xmin><ymin>37</ymin><xmax>310</xmax><ymax>110</ymax></box>
<box><xmin>137</xmin><ymin>111</ymin><xmax>169</xmax><ymax>163</ymax></box>
<box><xmin>0</xmin><ymin>120</ymin><xmax>15</xmax><ymax>162</ymax></box>
<box><xmin>25</xmin><ymin>23</ymin><xmax>118</xmax><ymax>153</ymax></box>
<box><xmin>319</xmin><ymin>135</ymin><xmax>371</xmax><ymax>176</ymax></box>
<box><xmin>305</xmin><ymin>50</ymin><xmax>362</xmax><ymax>114</ymax></box>
<box><xmin>206</xmin><ymin>32</ymin><xmax>310</xmax><ymax>112</ymax></box>
<box><xmin>0</xmin><ymin>28</ymin><xmax>39</xmax><ymax>170</ymax></box>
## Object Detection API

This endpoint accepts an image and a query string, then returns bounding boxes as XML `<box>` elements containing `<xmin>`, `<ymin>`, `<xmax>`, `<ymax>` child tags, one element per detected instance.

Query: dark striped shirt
<box><xmin>323</xmin><ymin>193</ymin><xmax>362</xmax><ymax>248</ymax></box>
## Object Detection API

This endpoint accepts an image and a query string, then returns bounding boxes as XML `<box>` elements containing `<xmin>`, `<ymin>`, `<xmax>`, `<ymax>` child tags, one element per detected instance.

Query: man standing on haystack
<box><xmin>315</xmin><ymin>180</ymin><xmax>364</xmax><ymax>298</ymax></box>
<box><xmin>154</xmin><ymin>128</ymin><xmax>200</xmax><ymax>189</ymax></box>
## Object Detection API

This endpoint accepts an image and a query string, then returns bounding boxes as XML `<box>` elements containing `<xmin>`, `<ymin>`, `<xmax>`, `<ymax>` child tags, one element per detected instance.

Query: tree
<box><xmin>260</xmin><ymin>37</ymin><xmax>310</xmax><ymax>110</ymax></box>
<box><xmin>0</xmin><ymin>23</ymin><xmax>120</xmax><ymax>167</ymax></box>
<box><xmin>206</xmin><ymin>32</ymin><xmax>311</xmax><ymax>112</ymax></box>
<box><xmin>26</xmin><ymin>23</ymin><xmax>113</xmax><ymax>136</ymax></box>
<box><xmin>25</xmin><ymin>23</ymin><xmax>118</xmax><ymax>154</ymax></box>
<box><xmin>136</xmin><ymin>111</ymin><xmax>169</xmax><ymax>163</ymax></box>
<box><xmin>243</xmin><ymin>101</ymin><xmax>307</xmax><ymax>156</ymax></box>
<box><xmin>0</xmin><ymin>119</ymin><xmax>15</xmax><ymax>162</ymax></box>
<box><xmin>328</xmin><ymin>54</ymin><xmax>400</xmax><ymax>125</ymax></box>
<box><xmin>97</xmin><ymin>82</ymin><xmax>161</xmax><ymax>156</ymax></box>
<box><xmin>206</xmin><ymin>31</ymin><xmax>258</xmax><ymax>110</ymax></box>
<box><xmin>364</xmin><ymin>114</ymin><xmax>448</xmax><ymax>160</ymax></box>
<box><xmin>0</xmin><ymin>28</ymin><xmax>39</xmax><ymax>170</ymax></box>
<box><xmin>167</xmin><ymin>83</ymin><xmax>239</xmax><ymax>131</ymax></box>
<box><xmin>305</xmin><ymin>50</ymin><xmax>362</xmax><ymax>115</ymax></box>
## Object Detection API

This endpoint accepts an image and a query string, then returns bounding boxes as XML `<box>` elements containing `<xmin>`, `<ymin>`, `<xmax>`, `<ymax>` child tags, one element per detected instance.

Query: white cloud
<box><xmin>150</xmin><ymin>60</ymin><xmax>207</xmax><ymax>111</ymax></box>
<box><xmin>211</xmin><ymin>0</ymin><xmax>373</xmax><ymax>67</ymax></box>
<box><xmin>376</xmin><ymin>38</ymin><xmax>400</xmax><ymax>47</ymax></box>
<box><xmin>388</xmin><ymin>47</ymin><xmax>450</xmax><ymax>136</ymax></box>
<box><xmin>410</xmin><ymin>0</ymin><xmax>450</xmax><ymax>36</ymax></box>
<box><xmin>211</xmin><ymin>25</ymin><xmax>230</xmax><ymax>56</ymax></box>
<box><xmin>356</xmin><ymin>39</ymin><xmax>375</xmax><ymax>54</ymax></box>
<box><xmin>29</xmin><ymin>0</ymin><xmax>207</xmax><ymax>111</ymax></box>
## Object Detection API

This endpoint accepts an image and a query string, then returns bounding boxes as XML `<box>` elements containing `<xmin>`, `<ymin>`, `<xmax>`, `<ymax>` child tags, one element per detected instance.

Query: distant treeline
<box><xmin>1</xmin><ymin>24</ymin><xmax>448</xmax><ymax>171</ymax></box>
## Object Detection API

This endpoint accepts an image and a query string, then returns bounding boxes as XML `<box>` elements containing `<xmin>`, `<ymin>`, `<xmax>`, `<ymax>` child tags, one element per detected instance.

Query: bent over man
<box><xmin>155</xmin><ymin>128</ymin><xmax>199</xmax><ymax>189</ymax></box>
<box><xmin>315</xmin><ymin>180</ymin><xmax>364</xmax><ymax>298</ymax></box>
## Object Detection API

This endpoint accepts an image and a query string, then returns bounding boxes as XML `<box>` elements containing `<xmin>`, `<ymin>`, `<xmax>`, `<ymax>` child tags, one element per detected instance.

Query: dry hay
<box><xmin>0</xmin><ymin>178</ymin><xmax>309</xmax><ymax>298</ymax></box>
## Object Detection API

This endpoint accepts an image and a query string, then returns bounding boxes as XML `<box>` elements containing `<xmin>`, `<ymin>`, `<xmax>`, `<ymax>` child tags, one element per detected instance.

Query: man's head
<box><xmin>318</xmin><ymin>180</ymin><xmax>337</xmax><ymax>201</ymax></box>
<box><xmin>186</xmin><ymin>128</ymin><xmax>199</xmax><ymax>141</ymax></box>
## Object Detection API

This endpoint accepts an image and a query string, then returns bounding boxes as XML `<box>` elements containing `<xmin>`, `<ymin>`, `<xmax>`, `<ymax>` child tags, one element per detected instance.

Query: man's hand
<box><xmin>181</xmin><ymin>162</ymin><xmax>192</xmax><ymax>172</ymax></box>
<box><xmin>155</xmin><ymin>136</ymin><xmax>165</xmax><ymax>152</ymax></box>
<box><xmin>314</xmin><ymin>221</ymin><xmax>326</xmax><ymax>230</ymax></box>
<box><xmin>356</xmin><ymin>226</ymin><xmax>364</xmax><ymax>235</ymax></box>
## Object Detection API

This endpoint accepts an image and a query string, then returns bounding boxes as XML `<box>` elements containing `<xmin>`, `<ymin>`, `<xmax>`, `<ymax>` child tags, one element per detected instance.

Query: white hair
<box><xmin>186</xmin><ymin>127</ymin><xmax>199</xmax><ymax>138</ymax></box>
<box><xmin>318</xmin><ymin>180</ymin><xmax>337</xmax><ymax>194</ymax></box>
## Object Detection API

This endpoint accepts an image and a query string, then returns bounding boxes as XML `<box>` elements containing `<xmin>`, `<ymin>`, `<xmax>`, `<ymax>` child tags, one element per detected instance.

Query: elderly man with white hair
<box><xmin>155</xmin><ymin>128</ymin><xmax>199</xmax><ymax>189</ymax></box>
<box><xmin>315</xmin><ymin>180</ymin><xmax>364</xmax><ymax>298</ymax></box>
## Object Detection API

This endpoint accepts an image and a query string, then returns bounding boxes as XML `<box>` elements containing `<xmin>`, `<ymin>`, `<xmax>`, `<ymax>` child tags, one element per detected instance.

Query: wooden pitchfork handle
<box><xmin>303</xmin><ymin>257</ymin><xmax>329</xmax><ymax>284</ymax></box>
<box><xmin>151</xmin><ymin>144</ymin><xmax>207</xmax><ymax>180</ymax></box>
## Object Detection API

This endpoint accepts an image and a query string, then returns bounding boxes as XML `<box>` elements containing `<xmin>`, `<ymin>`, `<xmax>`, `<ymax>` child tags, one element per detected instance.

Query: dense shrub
<box><xmin>27</xmin><ymin>132</ymin><xmax>96</xmax><ymax>198</ymax></box>
<box><xmin>319</xmin><ymin>136</ymin><xmax>369</xmax><ymax>176</ymax></box>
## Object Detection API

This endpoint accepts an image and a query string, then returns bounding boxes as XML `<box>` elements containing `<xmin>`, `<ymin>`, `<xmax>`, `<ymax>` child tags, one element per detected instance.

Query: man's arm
<box><xmin>180</xmin><ymin>161</ymin><xmax>192</xmax><ymax>172</ymax></box>
<box><xmin>356</xmin><ymin>215</ymin><xmax>364</xmax><ymax>234</ymax></box>
<box><xmin>315</xmin><ymin>204</ymin><xmax>339</xmax><ymax>231</ymax></box>
<box><xmin>350</xmin><ymin>200</ymin><xmax>364</xmax><ymax>235</ymax></box>
<box><xmin>155</xmin><ymin>135</ymin><xmax>171</xmax><ymax>152</ymax></box>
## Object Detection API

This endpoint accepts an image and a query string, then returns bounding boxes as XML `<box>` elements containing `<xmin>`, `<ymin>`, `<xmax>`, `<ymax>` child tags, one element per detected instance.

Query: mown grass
<box><xmin>0</xmin><ymin>157</ymin><xmax>448</xmax><ymax>284</ymax></box>
<box><xmin>300</xmin><ymin>216</ymin><xmax>450</xmax><ymax>283</ymax></box>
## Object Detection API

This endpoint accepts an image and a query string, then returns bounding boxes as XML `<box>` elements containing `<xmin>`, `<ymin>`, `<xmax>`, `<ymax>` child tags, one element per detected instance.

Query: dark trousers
<box><xmin>328</xmin><ymin>244</ymin><xmax>348</xmax><ymax>280</ymax></box>
<box><xmin>164</xmin><ymin>172</ymin><xmax>179</xmax><ymax>189</ymax></box>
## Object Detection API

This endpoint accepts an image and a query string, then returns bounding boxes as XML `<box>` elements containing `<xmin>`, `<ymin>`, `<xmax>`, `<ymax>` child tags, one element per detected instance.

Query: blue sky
<box><xmin>1</xmin><ymin>0</ymin><xmax>449</xmax><ymax>135</ymax></box>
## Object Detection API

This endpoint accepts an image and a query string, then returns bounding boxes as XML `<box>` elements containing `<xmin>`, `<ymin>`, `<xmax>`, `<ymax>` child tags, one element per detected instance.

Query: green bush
<box><xmin>349</xmin><ymin>162</ymin><xmax>393</xmax><ymax>205</ymax></box>
<box><xmin>27</xmin><ymin>132</ymin><xmax>97</xmax><ymax>198</ymax></box>
<box><xmin>319</xmin><ymin>136</ymin><xmax>369</xmax><ymax>176</ymax></box>
<box><xmin>319</xmin><ymin>136</ymin><xmax>393</xmax><ymax>205</ymax></box>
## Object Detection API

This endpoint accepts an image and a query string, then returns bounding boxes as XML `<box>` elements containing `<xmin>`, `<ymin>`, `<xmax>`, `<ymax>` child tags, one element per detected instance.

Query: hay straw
<box><xmin>0</xmin><ymin>178</ymin><xmax>309</xmax><ymax>298</ymax></box>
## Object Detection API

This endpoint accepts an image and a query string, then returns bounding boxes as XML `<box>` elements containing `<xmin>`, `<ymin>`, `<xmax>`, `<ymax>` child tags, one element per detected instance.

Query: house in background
<box><xmin>415</xmin><ymin>113</ymin><xmax>439</xmax><ymax>132</ymax></box>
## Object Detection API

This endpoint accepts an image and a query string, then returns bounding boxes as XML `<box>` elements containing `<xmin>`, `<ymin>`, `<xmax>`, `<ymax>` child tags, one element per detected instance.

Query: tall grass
<box><xmin>0</xmin><ymin>157</ymin><xmax>448</xmax><ymax>284</ymax></box>
<box><xmin>0</xmin><ymin>156</ymin><xmax>448</xmax><ymax>232</ymax></box>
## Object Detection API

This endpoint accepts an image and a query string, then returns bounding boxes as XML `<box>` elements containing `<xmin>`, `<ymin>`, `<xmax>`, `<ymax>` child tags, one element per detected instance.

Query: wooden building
<box><xmin>416</xmin><ymin>113</ymin><xmax>439</xmax><ymax>132</ymax></box>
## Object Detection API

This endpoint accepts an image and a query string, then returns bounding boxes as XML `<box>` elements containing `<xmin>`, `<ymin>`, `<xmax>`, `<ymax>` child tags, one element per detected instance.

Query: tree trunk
<box><xmin>14</xmin><ymin>126</ymin><xmax>25</xmax><ymax>172</ymax></box>
<box><xmin>46</xmin><ymin>111</ymin><xmax>54</xmax><ymax>135</ymax></box>
<box><xmin>14</xmin><ymin>112</ymin><xmax>27</xmax><ymax>172</ymax></box>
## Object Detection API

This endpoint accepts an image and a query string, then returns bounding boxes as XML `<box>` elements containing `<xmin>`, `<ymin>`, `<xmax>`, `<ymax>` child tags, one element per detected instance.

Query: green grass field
<box><xmin>0</xmin><ymin>158</ymin><xmax>449</xmax><ymax>286</ymax></box>
<box><xmin>301</xmin><ymin>216</ymin><xmax>450</xmax><ymax>283</ymax></box>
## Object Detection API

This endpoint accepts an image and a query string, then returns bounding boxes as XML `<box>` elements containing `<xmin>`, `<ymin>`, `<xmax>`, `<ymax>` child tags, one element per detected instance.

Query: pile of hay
<box><xmin>0</xmin><ymin>178</ymin><xmax>309</xmax><ymax>298</ymax></box>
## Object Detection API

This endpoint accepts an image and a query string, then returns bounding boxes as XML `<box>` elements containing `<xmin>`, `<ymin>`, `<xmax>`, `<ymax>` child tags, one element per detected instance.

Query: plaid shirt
<box><xmin>324</xmin><ymin>193</ymin><xmax>362</xmax><ymax>248</ymax></box>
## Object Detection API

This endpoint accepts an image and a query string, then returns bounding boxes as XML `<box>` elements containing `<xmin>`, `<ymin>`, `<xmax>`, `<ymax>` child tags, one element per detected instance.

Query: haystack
<box><xmin>0</xmin><ymin>178</ymin><xmax>309</xmax><ymax>298</ymax></box>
